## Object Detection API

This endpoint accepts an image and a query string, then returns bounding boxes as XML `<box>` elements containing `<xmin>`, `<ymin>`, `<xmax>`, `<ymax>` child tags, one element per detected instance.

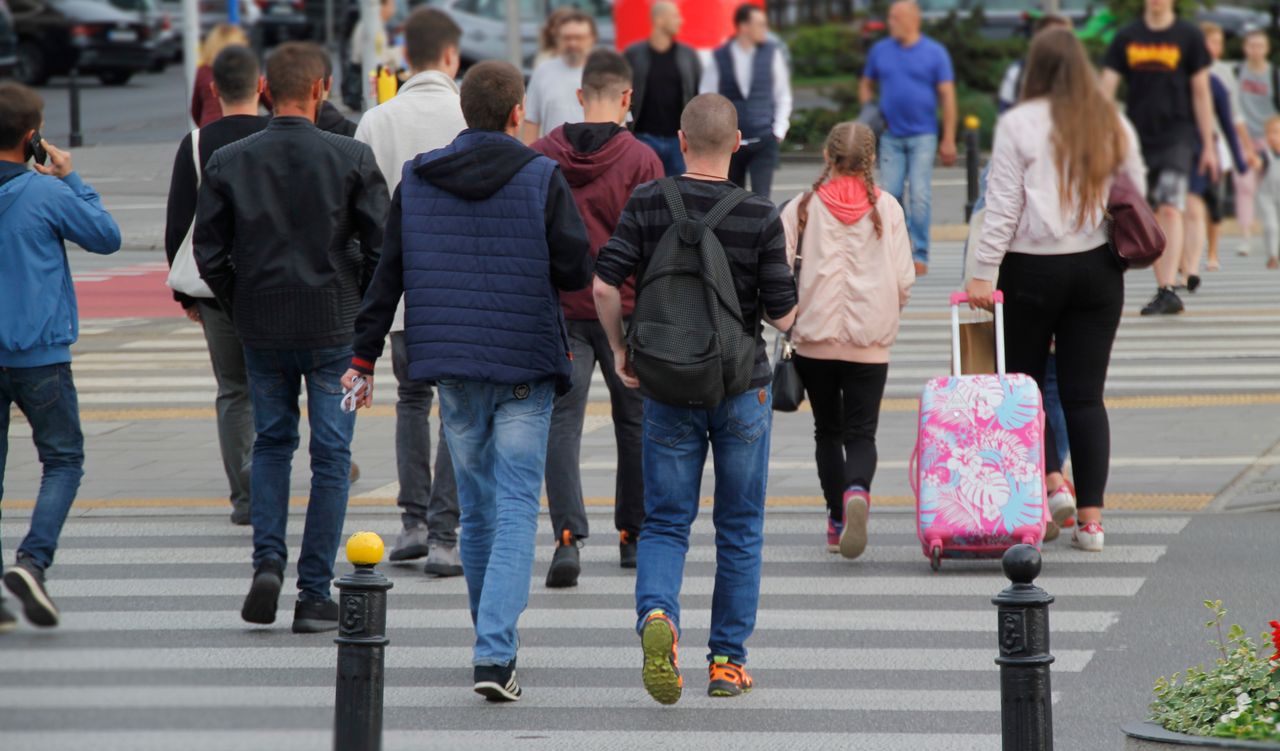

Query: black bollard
<box><xmin>68</xmin><ymin>67</ymin><xmax>83</xmax><ymax>148</ymax></box>
<box><xmin>334</xmin><ymin>533</ymin><xmax>393</xmax><ymax>751</ymax></box>
<box><xmin>963</xmin><ymin>115</ymin><xmax>980</xmax><ymax>223</ymax></box>
<box><xmin>992</xmin><ymin>544</ymin><xmax>1054</xmax><ymax>751</ymax></box>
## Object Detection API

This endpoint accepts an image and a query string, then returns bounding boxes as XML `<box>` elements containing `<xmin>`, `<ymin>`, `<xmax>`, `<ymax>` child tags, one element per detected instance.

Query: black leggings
<box><xmin>997</xmin><ymin>246</ymin><xmax>1123</xmax><ymax>509</ymax></box>
<box><xmin>793</xmin><ymin>355</ymin><xmax>889</xmax><ymax>520</ymax></box>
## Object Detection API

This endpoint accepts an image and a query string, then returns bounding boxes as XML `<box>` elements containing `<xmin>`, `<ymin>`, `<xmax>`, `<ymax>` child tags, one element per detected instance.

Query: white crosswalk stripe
<box><xmin>0</xmin><ymin>510</ymin><xmax>1184</xmax><ymax>748</ymax></box>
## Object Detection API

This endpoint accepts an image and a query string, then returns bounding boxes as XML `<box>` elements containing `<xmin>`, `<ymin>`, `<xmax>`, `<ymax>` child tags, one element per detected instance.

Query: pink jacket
<box><xmin>780</xmin><ymin>189</ymin><xmax>915</xmax><ymax>364</ymax></box>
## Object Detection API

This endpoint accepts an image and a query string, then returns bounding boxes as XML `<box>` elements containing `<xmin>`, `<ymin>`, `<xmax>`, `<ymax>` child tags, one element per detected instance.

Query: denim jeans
<box><xmin>879</xmin><ymin>132</ymin><xmax>938</xmax><ymax>264</ymax></box>
<box><xmin>438</xmin><ymin>378</ymin><xmax>555</xmax><ymax>666</ymax></box>
<box><xmin>1043</xmin><ymin>353</ymin><xmax>1071</xmax><ymax>469</ymax></box>
<box><xmin>634</xmin><ymin>385</ymin><xmax>773</xmax><ymax>664</ymax></box>
<box><xmin>545</xmin><ymin>319</ymin><xmax>644</xmax><ymax>541</ymax></box>
<box><xmin>635</xmin><ymin>132</ymin><xmax>685</xmax><ymax>177</ymax></box>
<box><xmin>0</xmin><ymin>363</ymin><xmax>85</xmax><ymax>574</ymax></box>
<box><xmin>242</xmin><ymin>346</ymin><xmax>354</xmax><ymax>602</ymax></box>
<box><xmin>390</xmin><ymin>332</ymin><xmax>459</xmax><ymax>547</ymax></box>
<box><xmin>198</xmin><ymin>302</ymin><xmax>253</xmax><ymax>511</ymax></box>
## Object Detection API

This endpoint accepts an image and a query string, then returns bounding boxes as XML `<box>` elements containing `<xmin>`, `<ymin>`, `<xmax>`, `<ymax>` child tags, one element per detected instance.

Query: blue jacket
<box><xmin>350</xmin><ymin>129</ymin><xmax>592</xmax><ymax>394</ymax></box>
<box><xmin>0</xmin><ymin>164</ymin><xmax>121</xmax><ymax>367</ymax></box>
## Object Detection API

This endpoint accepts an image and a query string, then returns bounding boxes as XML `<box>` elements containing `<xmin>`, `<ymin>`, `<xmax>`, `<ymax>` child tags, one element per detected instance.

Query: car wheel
<box><xmin>97</xmin><ymin>70</ymin><xmax>133</xmax><ymax>86</ymax></box>
<box><xmin>16</xmin><ymin>41</ymin><xmax>48</xmax><ymax>86</ymax></box>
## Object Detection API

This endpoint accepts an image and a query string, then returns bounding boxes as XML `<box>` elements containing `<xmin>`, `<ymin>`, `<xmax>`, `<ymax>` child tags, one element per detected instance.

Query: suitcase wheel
<box><xmin>929</xmin><ymin>544</ymin><xmax>943</xmax><ymax>572</ymax></box>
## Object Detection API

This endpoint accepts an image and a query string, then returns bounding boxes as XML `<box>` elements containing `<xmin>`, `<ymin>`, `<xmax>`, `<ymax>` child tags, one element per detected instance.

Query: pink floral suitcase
<box><xmin>910</xmin><ymin>291</ymin><xmax>1048</xmax><ymax>571</ymax></box>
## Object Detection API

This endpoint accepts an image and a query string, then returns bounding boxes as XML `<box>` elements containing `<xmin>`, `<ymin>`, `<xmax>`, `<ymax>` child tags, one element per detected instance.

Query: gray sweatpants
<box><xmin>390</xmin><ymin>332</ymin><xmax>459</xmax><ymax>547</ymax></box>
<box><xmin>198</xmin><ymin>301</ymin><xmax>253</xmax><ymax>510</ymax></box>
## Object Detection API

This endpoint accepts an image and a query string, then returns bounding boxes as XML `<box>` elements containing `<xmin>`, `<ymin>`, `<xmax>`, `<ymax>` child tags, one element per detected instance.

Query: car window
<box><xmin>546</xmin><ymin>0</ymin><xmax>610</xmax><ymax>19</ymax></box>
<box><xmin>9</xmin><ymin>0</ymin><xmax>40</xmax><ymax>13</ymax></box>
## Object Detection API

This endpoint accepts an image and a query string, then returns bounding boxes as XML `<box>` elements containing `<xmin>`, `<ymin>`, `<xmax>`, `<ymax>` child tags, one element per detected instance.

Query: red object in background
<box><xmin>613</xmin><ymin>0</ymin><xmax>765</xmax><ymax>52</ymax></box>
<box><xmin>74</xmin><ymin>263</ymin><xmax>184</xmax><ymax>319</ymax></box>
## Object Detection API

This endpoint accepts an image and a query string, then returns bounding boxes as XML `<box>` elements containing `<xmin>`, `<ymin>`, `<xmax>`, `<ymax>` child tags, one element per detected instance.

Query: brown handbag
<box><xmin>1107</xmin><ymin>171</ymin><xmax>1166</xmax><ymax>270</ymax></box>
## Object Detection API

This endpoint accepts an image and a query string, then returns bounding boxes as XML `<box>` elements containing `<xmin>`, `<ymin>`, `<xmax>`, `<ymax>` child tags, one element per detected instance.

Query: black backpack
<box><xmin>628</xmin><ymin>179</ymin><xmax>757</xmax><ymax>409</ymax></box>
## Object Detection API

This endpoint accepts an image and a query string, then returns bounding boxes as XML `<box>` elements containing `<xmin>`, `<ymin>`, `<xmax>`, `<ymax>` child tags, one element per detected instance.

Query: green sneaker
<box><xmin>707</xmin><ymin>656</ymin><xmax>754</xmax><ymax>698</ymax></box>
<box><xmin>640</xmin><ymin>609</ymin><xmax>682</xmax><ymax>705</ymax></box>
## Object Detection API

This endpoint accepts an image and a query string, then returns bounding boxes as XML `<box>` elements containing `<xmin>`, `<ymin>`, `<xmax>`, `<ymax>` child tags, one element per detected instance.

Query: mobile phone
<box><xmin>25</xmin><ymin>130</ymin><xmax>48</xmax><ymax>166</ymax></box>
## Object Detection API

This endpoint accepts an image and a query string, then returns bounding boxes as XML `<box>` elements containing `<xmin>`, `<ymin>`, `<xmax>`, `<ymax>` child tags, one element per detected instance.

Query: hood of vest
<box><xmin>412</xmin><ymin>129</ymin><xmax>540</xmax><ymax>201</ymax></box>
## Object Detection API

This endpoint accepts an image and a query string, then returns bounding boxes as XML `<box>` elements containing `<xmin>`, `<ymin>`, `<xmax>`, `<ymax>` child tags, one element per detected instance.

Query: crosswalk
<box><xmin>0</xmin><ymin>507</ymin><xmax>1189</xmax><ymax>749</ymax></box>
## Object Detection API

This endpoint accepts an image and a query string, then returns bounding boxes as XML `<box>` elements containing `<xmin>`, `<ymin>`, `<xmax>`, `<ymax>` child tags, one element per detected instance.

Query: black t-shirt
<box><xmin>636</xmin><ymin>45</ymin><xmax>684</xmax><ymax>137</ymax></box>
<box><xmin>1104</xmin><ymin>19</ymin><xmax>1210</xmax><ymax>163</ymax></box>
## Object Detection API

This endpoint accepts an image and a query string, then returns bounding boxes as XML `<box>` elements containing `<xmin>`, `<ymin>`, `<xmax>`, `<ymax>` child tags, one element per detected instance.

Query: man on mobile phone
<box><xmin>0</xmin><ymin>82</ymin><xmax>122</xmax><ymax>633</ymax></box>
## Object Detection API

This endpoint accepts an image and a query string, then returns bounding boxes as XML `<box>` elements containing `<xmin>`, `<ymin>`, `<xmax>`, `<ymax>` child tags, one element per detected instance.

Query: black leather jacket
<box><xmin>624</xmin><ymin>40</ymin><xmax>702</xmax><ymax>134</ymax></box>
<box><xmin>194</xmin><ymin>116</ymin><xmax>389</xmax><ymax>349</ymax></box>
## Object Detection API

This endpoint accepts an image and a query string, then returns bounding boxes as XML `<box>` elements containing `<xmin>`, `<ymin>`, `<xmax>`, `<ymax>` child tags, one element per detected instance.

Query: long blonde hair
<box><xmin>801</xmin><ymin>121</ymin><xmax>882</xmax><ymax>238</ymax></box>
<box><xmin>199</xmin><ymin>24</ymin><xmax>249</xmax><ymax>67</ymax></box>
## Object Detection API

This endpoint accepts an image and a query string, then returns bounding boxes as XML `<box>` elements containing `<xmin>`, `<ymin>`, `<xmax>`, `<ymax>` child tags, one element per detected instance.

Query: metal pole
<box><xmin>324</xmin><ymin>0</ymin><xmax>334</xmax><ymax>52</ymax></box>
<box><xmin>992</xmin><ymin>544</ymin><xmax>1055</xmax><ymax>751</ymax></box>
<box><xmin>505</xmin><ymin>0</ymin><xmax>520</xmax><ymax>68</ymax></box>
<box><xmin>182</xmin><ymin>0</ymin><xmax>200</xmax><ymax>129</ymax></box>
<box><xmin>68</xmin><ymin>66</ymin><xmax>83</xmax><ymax>148</ymax></box>
<box><xmin>359</xmin><ymin>0</ymin><xmax>379</xmax><ymax>111</ymax></box>
<box><xmin>963</xmin><ymin>114</ymin><xmax>980</xmax><ymax>223</ymax></box>
<box><xmin>333</xmin><ymin>533</ymin><xmax>392</xmax><ymax>751</ymax></box>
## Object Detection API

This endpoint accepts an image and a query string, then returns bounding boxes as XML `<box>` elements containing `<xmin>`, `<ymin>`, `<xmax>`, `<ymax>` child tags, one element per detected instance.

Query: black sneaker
<box><xmin>474</xmin><ymin>659</ymin><xmax>522</xmax><ymax>702</ymax></box>
<box><xmin>3</xmin><ymin>557</ymin><xmax>58</xmax><ymax>628</ymax></box>
<box><xmin>1187</xmin><ymin>274</ymin><xmax>1202</xmax><ymax>293</ymax></box>
<box><xmin>619</xmin><ymin>530</ymin><xmax>637</xmax><ymax>570</ymax></box>
<box><xmin>230</xmin><ymin>502</ymin><xmax>251</xmax><ymax>526</ymax></box>
<box><xmin>292</xmin><ymin>598</ymin><xmax>339</xmax><ymax>634</ymax></box>
<box><xmin>241</xmin><ymin>559</ymin><xmax>284</xmax><ymax>625</ymax></box>
<box><xmin>0</xmin><ymin>599</ymin><xmax>16</xmax><ymax>634</ymax></box>
<box><xmin>545</xmin><ymin>530</ymin><xmax>580</xmax><ymax>588</ymax></box>
<box><xmin>1140</xmin><ymin>288</ymin><xmax>1184</xmax><ymax>316</ymax></box>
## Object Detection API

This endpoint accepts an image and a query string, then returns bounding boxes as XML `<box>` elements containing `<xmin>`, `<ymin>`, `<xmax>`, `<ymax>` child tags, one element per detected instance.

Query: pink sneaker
<box><xmin>826</xmin><ymin>516</ymin><xmax>842</xmax><ymax>553</ymax></box>
<box><xmin>1071</xmin><ymin>521</ymin><xmax>1105</xmax><ymax>552</ymax></box>
<box><xmin>838</xmin><ymin>488</ymin><xmax>870</xmax><ymax>560</ymax></box>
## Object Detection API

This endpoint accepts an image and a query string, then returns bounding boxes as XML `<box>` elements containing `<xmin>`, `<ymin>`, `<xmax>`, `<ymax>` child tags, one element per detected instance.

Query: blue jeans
<box><xmin>1043</xmin><ymin>354</ymin><xmax>1070</xmax><ymax>470</ymax></box>
<box><xmin>635</xmin><ymin>385</ymin><xmax>773</xmax><ymax>664</ymax></box>
<box><xmin>242</xmin><ymin>346</ymin><xmax>354</xmax><ymax>603</ymax></box>
<box><xmin>636</xmin><ymin>132</ymin><xmax>685</xmax><ymax>177</ymax></box>
<box><xmin>879</xmin><ymin>132</ymin><xmax>937</xmax><ymax>264</ymax></box>
<box><xmin>0</xmin><ymin>363</ymin><xmax>84</xmax><ymax>573</ymax></box>
<box><xmin>438</xmin><ymin>378</ymin><xmax>555</xmax><ymax>666</ymax></box>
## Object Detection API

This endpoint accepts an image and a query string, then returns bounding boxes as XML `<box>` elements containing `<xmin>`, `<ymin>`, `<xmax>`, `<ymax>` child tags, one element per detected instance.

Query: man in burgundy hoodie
<box><xmin>532</xmin><ymin>49</ymin><xmax>663</xmax><ymax>586</ymax></box>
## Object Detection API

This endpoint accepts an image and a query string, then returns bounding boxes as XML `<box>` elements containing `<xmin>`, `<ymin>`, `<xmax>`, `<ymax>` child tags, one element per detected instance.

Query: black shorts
<box><xmin>1143</xmin><ymin>142</ymin><xmax>1195</xmax><ymax>212</ymax></box>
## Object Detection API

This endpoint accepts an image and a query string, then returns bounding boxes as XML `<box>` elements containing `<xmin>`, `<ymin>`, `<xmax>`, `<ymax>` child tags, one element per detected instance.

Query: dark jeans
<box><xmin>729</xmin><ymin>137</ymin><xmax>779</xmax><ymax>199</ymax></box>
<box><xmin>545</xmin><ymin>319</ymin><xmax>644</xmax><ymax>540</ymax></box>
<box><xmin>242</xmin><ymin>346</ymin><xmax>354</xmax><ymax>602</ymax></box>
<box><xmin>1044</xmin><ymin>353</ymin><xmax>1070</xmax><ymax>469</ymax></box>
<box><xmin>0</xmin><ymin>363</ymin><xmax>85</xmax><ymax>573</ymax></box>
<box><xmin>792</xmin><ymin>356</ymin><xmax>888</xmax><ymax>520</ymax></box>
<box><xmin>198</xmin><ymin>301</ymin><xmax>253</xmax><ymax>510</ymax></box>
<box><xmin>635</xmin><ymin>386</ymin><xmax>772</xmax><ymax>664</ymax></box>
<box><xmin>997</xmin><ymin>246</ymin><xmax>1123</xmax><ymax>509</ymax></box>
<box><xmin>390</xmin><ymin>332</ymin><xmax>459</xmax><ymax>547</ymax></box>
<box><xmin>635</xmin><ymin>132</ymin><xmax>686</xmax><ymax>177</ymax></box>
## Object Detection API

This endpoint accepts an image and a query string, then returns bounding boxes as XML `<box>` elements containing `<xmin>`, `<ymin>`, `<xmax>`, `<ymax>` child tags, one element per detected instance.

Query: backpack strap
<box><xmin>659</xmin><ymin>177</ymin><xmax>688</xmax><ymax>221</ymax></box>
<box><xmin>191</xmin><ymin>128</ymin><xmax>202</xmax><ymax>186</ymax></box>
<box><xmin>1271</xmin><ymin>64</ymin><xmax>1280</xmax><ymax>114</ymax></box>
<box><xmin>701</xmin><ymin>186</ymin><xmax>753</xmax><ymax>231</ymax></box>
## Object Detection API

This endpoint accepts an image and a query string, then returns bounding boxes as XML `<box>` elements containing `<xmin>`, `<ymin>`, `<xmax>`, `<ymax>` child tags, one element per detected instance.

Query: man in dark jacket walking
<box><xmin>624</xmin><ymin>0</ymin><xmax>700</xmax><ymax>176</ymax></box>
<box><xmin>531</xmin><ymin>49</ymin><xmax>661</xmax><ymax>587</ymax></box>
<box><xmin>345</xmin><ymin>60</ymin><xmax>591</xmax><ymax>701</ymax></box>
<box><xmin>195</xmin><ymin>42</ymin><xmax>389</xmax><ymax>635</ymax></box>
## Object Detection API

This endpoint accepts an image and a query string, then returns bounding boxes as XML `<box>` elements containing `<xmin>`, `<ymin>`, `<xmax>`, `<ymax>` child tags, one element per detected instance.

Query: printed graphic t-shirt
<box><xmin>1103</xmin><ymin>19</ymin><xmax>1210</xmax><ymax>161</ymax></box>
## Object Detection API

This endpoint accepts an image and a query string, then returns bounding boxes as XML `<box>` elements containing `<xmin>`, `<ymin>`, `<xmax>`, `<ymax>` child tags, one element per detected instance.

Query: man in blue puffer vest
<box><xmin>346</xmin><ymin>60</ymin><xmax>592</xmax><ymax>702</ymax></box>
<box><xmin>0</xmin><ymin>83</ymin><xmax>121</xmax><ymax>633</ymax></box>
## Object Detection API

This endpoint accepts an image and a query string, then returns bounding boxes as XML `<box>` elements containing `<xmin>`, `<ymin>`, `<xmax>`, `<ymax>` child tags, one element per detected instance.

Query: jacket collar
<box><xmin>268</xmin><ymin>116</ymin><xmax>317</xmax><ymax>130</ymax></box>
<box><xmin>398</xmin><ymin>70</ymin><xmax>460</xmax><ymax>97</ymax></box>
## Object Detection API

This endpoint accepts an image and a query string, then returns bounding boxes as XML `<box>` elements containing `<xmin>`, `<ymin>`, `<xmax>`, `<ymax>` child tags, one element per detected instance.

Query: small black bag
<box><xmin>771</xmin><ymin>193</ymin><xmax>811</xmax><ymax>413</ymax></box>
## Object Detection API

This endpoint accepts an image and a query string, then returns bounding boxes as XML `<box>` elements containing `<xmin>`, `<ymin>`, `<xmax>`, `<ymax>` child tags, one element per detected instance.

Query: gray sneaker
<box><xmin>423</xmin><ymin>546</ymin><xmax>463</xmax><ymax>577</ymax></box>
<box><xmin>389</xmin><ymin>525</ymin><xmax>431</xmax><ymax>562</ymax></box>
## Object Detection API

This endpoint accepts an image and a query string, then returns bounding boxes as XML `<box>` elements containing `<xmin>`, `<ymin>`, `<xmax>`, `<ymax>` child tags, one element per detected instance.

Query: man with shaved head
<box><xmin>624</xmin><ymin>0</ymin><xmax>701</xmax><ymax>175</ymax></box>
<box><xmin>594</xmin><ymin>92</ymin><xmax>797</xmax><ymax>705</ymax></box>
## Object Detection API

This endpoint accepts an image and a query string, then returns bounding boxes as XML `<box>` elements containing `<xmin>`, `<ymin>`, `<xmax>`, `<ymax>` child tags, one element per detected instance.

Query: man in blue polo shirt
<box><xmin>859</xmin><ymin>0</ymin><xmax>957</xmax><ymax>277</ymax></box>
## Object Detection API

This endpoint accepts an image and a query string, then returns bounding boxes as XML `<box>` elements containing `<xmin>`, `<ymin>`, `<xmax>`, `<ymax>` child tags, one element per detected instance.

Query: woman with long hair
<box><xmin>191</xmin><ymin>24</ymin><xmax>251</xmax><ymax>127</ymax></box>
<box><xmin>781</xmin><ymin>122</ymin><xmax>915</xmax><ymax>558</ymax></box>
<box><xmin>965</xmin><ymin>28</ymin><xmax>1146</xmax><ymax>552</ymax></box>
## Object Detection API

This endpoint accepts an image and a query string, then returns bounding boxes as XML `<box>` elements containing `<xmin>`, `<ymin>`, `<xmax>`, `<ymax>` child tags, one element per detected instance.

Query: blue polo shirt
<box><xmin>863</xmin><ymin>35</ymin><xmax>954</xmax><ymax>138</ymax></box>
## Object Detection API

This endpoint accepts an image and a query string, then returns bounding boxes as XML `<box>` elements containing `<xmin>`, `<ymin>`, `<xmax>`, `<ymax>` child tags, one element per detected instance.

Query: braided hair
<box><xmin>801</xmin><ymin>121</ymin><xmax>883</xmax><ymax>238</ymax></box>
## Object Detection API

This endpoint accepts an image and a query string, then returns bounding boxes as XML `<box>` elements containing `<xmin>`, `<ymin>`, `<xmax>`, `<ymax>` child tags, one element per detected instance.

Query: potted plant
<box><xmin>1124</xmin><ymin>602</ymin><xmax>1280</xmax><ymax>750</ymax></box>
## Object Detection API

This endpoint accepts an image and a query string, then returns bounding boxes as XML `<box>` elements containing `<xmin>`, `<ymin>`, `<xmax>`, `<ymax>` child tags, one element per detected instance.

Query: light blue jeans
<box><xmin>437</xmin><ymin>378</ymin><xmax>555</xmax><ymax>667</ymax></box>
<box><xmin>879</xmin><ymin>132</ymin><xmax>937</xmax><ymax>264</ymax></box>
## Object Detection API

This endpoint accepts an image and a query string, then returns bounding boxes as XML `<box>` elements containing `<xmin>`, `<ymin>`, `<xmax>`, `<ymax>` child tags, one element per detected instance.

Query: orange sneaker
<box><xmin>640</xmin><ymin>609</ymin><xmax>682</xmax><ymax>705</ymax></box>
<box><xmin>707</xmin><ymin>656</ymin><xmax>754</xmax><ymax>697</ymax></box>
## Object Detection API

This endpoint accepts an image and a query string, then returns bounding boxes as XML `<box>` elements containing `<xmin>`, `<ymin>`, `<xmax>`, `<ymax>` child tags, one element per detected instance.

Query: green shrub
<box><xmin>786</xmin><ymin>24</ymin><xmax>865</xmax><ymax>79</ymax></box>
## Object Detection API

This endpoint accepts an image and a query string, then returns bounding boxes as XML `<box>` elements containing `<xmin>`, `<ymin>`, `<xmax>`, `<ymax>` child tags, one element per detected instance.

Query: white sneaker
<box><xmin>1071</xmin><ymin>522</ymin><xmax>1105</xmax><ymax>552</ymax></box>
<box><xmin>1238</xmin><ymin>240</ymin><xmax>1253</xmax><ymax>257</ymax></box>
<box><xmin>1045</xmin><ymin>481</ymin><xmax>1077</xmax><ymax>542</ymax></box>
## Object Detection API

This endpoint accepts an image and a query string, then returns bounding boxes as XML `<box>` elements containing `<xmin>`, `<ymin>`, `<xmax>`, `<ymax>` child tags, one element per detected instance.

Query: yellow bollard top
<box><xmin>346</xmin><ymin>532</ymin><xmax>385</xmax><ymax>566</ymax></box>
<box><xmin>964</xmin><ymin>114</ymin><xmax>981</xmax><ymax>131</ymax></box>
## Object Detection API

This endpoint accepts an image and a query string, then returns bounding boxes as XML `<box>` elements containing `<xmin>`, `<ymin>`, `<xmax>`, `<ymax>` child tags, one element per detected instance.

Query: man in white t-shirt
<box><xmin>521</xmin><ymin>10</ymin><xmax>597</xmax><ymax>143</ymax></box>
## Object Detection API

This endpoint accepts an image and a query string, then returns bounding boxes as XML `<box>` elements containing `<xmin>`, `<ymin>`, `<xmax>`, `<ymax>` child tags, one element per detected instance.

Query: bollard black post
<box><xmin>334</xmin><ymin>533</ymin><xmax>393</xmax><ymax>751</ymax></box>
<box><xmin>68</xmin><ymin>67</ymin><xmax>83</xmax><ymax>148</ymax></box>
<box><xmin>963</xmin><ymin>115</ymin><xmax>980</xmax><ymax>223</ymax></box>
<box><xmin>992</xmin><ymin>544</ymin><xmax>1054</xmax><ymax>751</ymax></box>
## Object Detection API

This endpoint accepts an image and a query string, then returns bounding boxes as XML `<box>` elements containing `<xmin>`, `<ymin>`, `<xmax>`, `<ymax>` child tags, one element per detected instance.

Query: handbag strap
<box><xmin>191</xmin><ymin>127</ymin><xmax>202</xmax><ymax>187</ymax></box>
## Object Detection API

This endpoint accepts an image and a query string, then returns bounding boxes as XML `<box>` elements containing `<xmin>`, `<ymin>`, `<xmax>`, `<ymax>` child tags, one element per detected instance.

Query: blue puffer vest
<box><xmin>714</xmin><ymin>41</ymin><xmax>776</xmax><ymax>140</ymax></box>
<box><xmin>398</xmin><ymin>131</ymin><xmax>572</xmax><ymax>393</ymax></box>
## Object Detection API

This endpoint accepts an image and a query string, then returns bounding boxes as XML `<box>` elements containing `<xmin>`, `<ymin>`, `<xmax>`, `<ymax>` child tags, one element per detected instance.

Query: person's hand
<box><xmin>939</xmin><ymin>139</ymin><xmax>958</xmax><ymax>167</ymax></box>
<box><xmin>612</xmin><ymin>347</ymin><xmax>639</xmax><ymax>389</ymax></box>
<box><xmin>1199</xmin><ymin>145</ymin><xmax>1221</xmax><ymax>182</ymax></box>
<box><xmin>965</xmin><ymin>278</ymin><xmax>995</xmax><ymax>311</ymax></box>
<box><xmin>32</xmin><ymin>139</ymin><xmax>72</xmax><ymax>179</ymax></box>
<box><xmin>341</xmin><ymin>369</ymin><xmax>374</xmax><ymax>410</ymax></box>
<box><xmin>184</xmin><ymin>306</ymin><xmax>202</xmax><ymax>324</ymax></box>
<box><xmin>1249</xmin><ymin>153</ymin><xmax>1263</xmax><ymax>174</ymax></box>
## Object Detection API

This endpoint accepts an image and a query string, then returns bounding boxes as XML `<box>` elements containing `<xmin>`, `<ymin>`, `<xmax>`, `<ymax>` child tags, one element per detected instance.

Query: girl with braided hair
<box><xmin>779</xmin><ymin>121</ymin><xmax>916</xmax><ymax>560</ymax></box>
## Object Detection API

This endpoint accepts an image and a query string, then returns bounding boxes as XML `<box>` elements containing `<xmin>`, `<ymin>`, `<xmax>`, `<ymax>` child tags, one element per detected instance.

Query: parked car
<box><xmin>0</xmin><ymin>0</ymin><xmax>18</xmax><ymax>78</ymax></box>
<box><xmin>429</xmin><ymin>0</ymin><xmax>615</xmax><ymax>72</ymax></box>
<box><xmin>11</xmin><ymin>0</ymin><xmax>154</xmax><ymax>84</ymax></box>
<box><xmin>106</xmin><ymin>0</ymin><xmax>176</xmax><ymax>69</ymax></box>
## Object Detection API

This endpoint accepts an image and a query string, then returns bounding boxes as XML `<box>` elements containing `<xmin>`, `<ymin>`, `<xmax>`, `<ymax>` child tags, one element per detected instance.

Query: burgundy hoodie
<box><xmin>532</xmin><ymin>123</ymin><xmax>663</xmax><ymax>320</ymax></box>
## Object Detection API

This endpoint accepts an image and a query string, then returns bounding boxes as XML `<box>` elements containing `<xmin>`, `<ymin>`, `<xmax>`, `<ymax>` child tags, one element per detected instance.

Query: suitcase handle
<box><xmin>949</xmin><ymin>291</ymin><xmax>1006</xmax><ymax>377</ymax></box>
